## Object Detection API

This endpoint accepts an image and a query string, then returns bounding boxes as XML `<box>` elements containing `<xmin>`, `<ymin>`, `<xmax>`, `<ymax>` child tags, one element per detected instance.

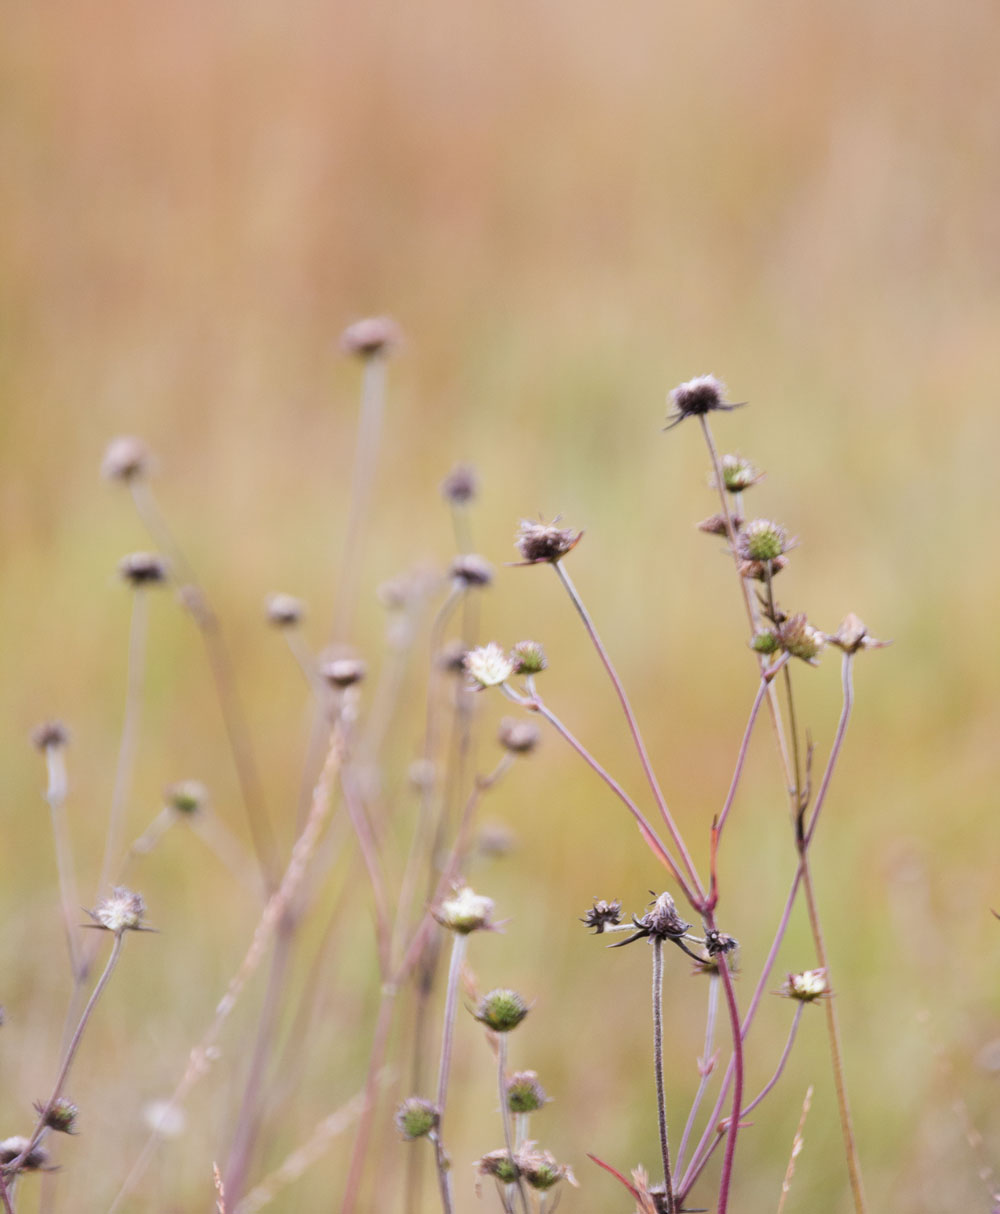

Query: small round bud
<box><xmin>476</xmin><ymin>1149</ymin><xmax>520</xmax><ymax>1184</ymax></box>
<box><xmin>713</xmin><ymin>453</ymin><xmax>765</xmax><ymax>494</ymax></box>
<box><xmin>510</xmin><ymin>640</ymin><xmax>546</xmax><ymax>675</ymax></box>
<box><xmin>34</xmin><ymin>1098</ymin><xmax>78</xmax><ymax>1135</ymax></box>
<box><xmin>449</xmin><ymin>554</ymin><xmax>493</xmax><ymax>588</ymax></box>
<box><xmin>119</xmin><ymin>552</ymin><xmax>168</xmax><ymax>586</ymax></box>
<box><xmin>664</xmin><ymin>375</ymin><xmax>743</xmax><ymax>431</ymax></box>
<box><xmin>473</xmin><ymin>989</ymin><xmax>529</xmax><ymax>1033</ymax></box>
<box><xmin>31</xmin><ymin>720</ymin><xmax>70</xmax><ymax>752</ymax></box>
<box><xmin>434</xmin><ymin>886</ymin><xmax>495</xmax><ymax>934</ymax></box>
<box><xmin>514</xmin><ymin>519</ymin><xmax>582</xmax><ymax>564</ymax></box>
<box><xmin>518</xmin><ymin>1146</ymin><xmax>575</xmax><ymax>1191</ymax></box>
<box><xmin>441</xmin><ymin>464</ymin><xmax>478</xmax><ymax>505</ymax></box>
<box><xmin>465</xmin><ymin>643</ymin><xmax>514</xmax><ymax>689</ymax></box>
<box><xmin>506</xmin><ymin>1071</ymin><xmax>547</xmax><ymax>1114</ymax></box>
<box><xmin>339</xmin><ymin>316</ymin><xmax>402</xmax><ymax>358</ymax></box>
<box><xmin>395</xmin><ymin>1097</ymin><xmax>439</xmax><ymax>1140</ymax></box>
<box><xmin>498</xmin><ymin>718</ymin><xmax>540</xmax><ymax>755</ymax></box>
<box><xmin>101</xmin><ymin>436</ymin><xmax>151</xmax><ymax>483</ymax></box>
<box><xmin>437</xmin><ymin>640</ymin><xmax>469</xmax><ymax>674</ymax></box>
<box><xmin>780</xmin><ymin>968</ymin><xmax>829</xmax><ymax>1002</ymax></box>
<box><xmin>165</xmin><ymin>780</ymin><xmax>207</xmax><ymax>816</ymax></box>
<box><xmin>265</xmin><ymin>593</ymin><xmax>305</xmax><ymax>628</ymax></box>
<box><xmin>750</xmin><ymin>630</ymin><xmax>781</xmax><ymax>655</ymax></box>
<box><xmin>86</xmin><ymin>887</ymin><xmax>147</xmax><ymax>934</ymax></box>
<box><xmin>320</xmin><ymin>655</ymin><xmax>367</xmax><ymax>688</ymax></box>
<box><xmin>580</xmin><ymin>898</ymin><xmax>623</xmax><ymax>934</ymax></box>
<box><xmin>737</xmin><ymin>519</ymin><xmax>792</xmax><ymax>564</ymax></box>
<box><xmin>0</xmin><ymin>1135</ymin><xmax>49</xmax><ymax>1171</ymax></box>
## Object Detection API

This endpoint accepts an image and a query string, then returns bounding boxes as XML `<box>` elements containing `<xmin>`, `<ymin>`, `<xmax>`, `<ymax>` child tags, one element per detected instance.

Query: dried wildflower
<box><xmin>320</xmin><ymin>655</ymin><xmax>367</xmax><ymax>688</ymax></box>
<box><xmin>338</xmin><ymin>316</ymin><xmax>401</xmax><ymax>358</ymax></box>
<box><xmin>465</xmin><ymin>643</ymin><xmax>514</xmax><ymax>688</ymax></box>
<box><xmin>514</xmin><ymin>519</ymin><xmax>582</xmax><ymax>565</ymax></box>
<box><xmin>84</xmin><ymin>887</ymin><xmax>148</xmax><ymax>935</ymax></box>
<box><xmin>697</xmin><ymin>511</ymin><xmax>744</xmax><ymax>537</ymax></box>
<box><xmin>473</xmin><ymin>989</ymin><xmax>529</xmax><ymax>1033</ymax></box>
<box><xmin>518</xmin><ymin>1144</ymin><xmax>576</xmax><ymax>1191</ymax></box>
<box><xmin>580</xmin><ymin>898</ymin><xmax>623</xmax><ymax>934</ymax></box>
<box><xmin>31</xmin><ymin>720</ymin><xmax>69</xmax><ymax>752</ymax></box>
<box><xmin>119</xmin><ymin>552</ymin><xmax>168</xmax><ymax>586</ymax></box>
<box><xmin>165</xmin><ymin>780</ymin><xmax>207</xmax><ymax>816</ymax></box>
<box><xmin>0</xmin><ymin>1135</ymin><xmax>49</xmax><ymax>1172</ymax></box>
<box><xmin>510</xmin><ymin>640</ymin><xmax>547</xmax><ymax>675</ymax></box>
<box><xmin>434</xmin><ymin>886</ymin><xmax>495</xmax><ymax>934</ymax></box>
<box><xmin>703</xmin><ymin>927</ymin><xmax>739</xmax><ymax>957</ymax></box>
<box><xmin>740</xmin><ymin>554</ymin><xmax>789</xmax><ymax>582</ymax></box>
<box><xmin>441</xmin><ymin>463</ymin><xmax>478</xmax><ymax>504</ymax></box>
<box><xmin>498</xmin><ymin>718</ymin><xmax>540</xmax><ymax>755</ymax></box>
<box><xmin>713</xmin><ymin>453</ymin><xmax>765</xmax><ymax>493</ymax></box>
<box><xmin>664</xmin><ymin>375</ymin><xmax>744</xmax><ymax>431</ymax></box>
<box><xmin>506</xmin><ymin>1071</ymin><xmax>548</xmax><ymax>1114</ymax></box>
<box><xmin>776</xmin><ymin>613</ymin><xmax>825</xmax><ymax>665</ymax></box>
<box><xmin>395</xmin><ymin>1097</ymin><xmax>439</xmax><ymax>1140</ymax></box>
<box><xmin>449</xmin><ymin>554</ymin><xmax>493</xmax><ymax>588</ymax></box>
<box><xmin>476</xmin><ymin>1149</ymin><xmax>521</xmax><ymax>1184</ymax></box>
<box><xmin>750</xmin><ymin>629</ymin><xmax>781</xmax><ymax>656</ymax></box>
<box><xmin>101</xmin><ymin>436</ymin><xmax>151</xmax><ymax>483</ymax></box>
<box><xmin>265</xmin><ymin>592</ymin><xmax>305</xmax><ymax>628</ymax></box>
<box><xmin>610</xmin><ymin>892</ymin><xmax>700</xmax><ymax>959</ymax></box>
<box><xmin>34</xmin><ymin>1098</ymin><xmax>78</xmax><ymax>1134</ymax></box>
<box><xmin>828</xmin><ymin>612</ymin><xmax>891</xmax><ymax>655</ymax></box>
<box><xmin>780</xmin><ymin>969</ymin><xmax>830</xmax><ymax>1002</ymax></box>
<box><xmin>737</xmin><ymin>519</ymin><xmax>793</xmax><ymax>564</ymax></box>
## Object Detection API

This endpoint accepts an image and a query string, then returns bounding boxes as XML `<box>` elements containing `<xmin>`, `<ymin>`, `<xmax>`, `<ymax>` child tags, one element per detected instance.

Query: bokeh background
<box><xmin>2</xmin><ymin>0</ymin><xmax>999</xmax><ymax>1209</ymax></box>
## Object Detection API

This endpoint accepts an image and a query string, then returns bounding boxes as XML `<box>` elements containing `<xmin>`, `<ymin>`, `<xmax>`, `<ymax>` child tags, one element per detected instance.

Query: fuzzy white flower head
<box><xmin>434</xmin><ymin>885</ymin><xmax>495</xmax><ymax>934</ymax></box>
<box><xmin>782</xmin><ymin>968</ymin><xmax>829</xmax><ymax>1002</ymax></box>
<box><xmin>464</xmin><ymin>642</ymin><xmax>514</xmax><ymax>688</ymax></box>
<box><xmin>87</xmin><ymin>886</ymin><xmax>146</xmax><ymax>934</ymax></box>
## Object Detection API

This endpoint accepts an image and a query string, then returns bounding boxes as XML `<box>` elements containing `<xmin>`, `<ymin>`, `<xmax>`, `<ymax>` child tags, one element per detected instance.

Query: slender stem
<box><xmin>738</xmin><ymin>1003</ymin><xmax>804</xmax><ymax>1119</ymax></box>
<box><xmin>651</xmin><ymin>938</ymin><xmax>675</xmax><ymax>1212</ymax></box>
<box><xmin>497</xmin><ymin>1035</ymin><xmax>529</xmax><ymax>1214</ymax></box>
<box><xmin>710</xmin><ymin>939</ymin><xmax>743</xmax><ymax>1214</ymax></box>
<box><xmin>675</xmin><ymin>974</ymin><xmax>719</xmax><ymax>1175</ymax></box>
<box><xmin>431</xmin><ymin>934</ymin><xmax>467</xmax><ymax>1214</ymax></box>
<box><xmin>0</xmin><ymin>1172</ymin><xmax>12</xmax><ymax>1214</ymax></box>
<box><xmin>42</xmin><ymin>745</ymin><xmax>83</xmax><ymax>982</ymax></box>
<box><xmin>340</xmin><ymin>989</ymin><xmax>397</xmax><ymax>1214</ymax></box>
<box><xmin>552</xmin><ymin>562</ymin><xmax>704</xmax><ymax>901</ymax></box>
<box><xmin>340</xmin><ymin>768</ymin><xmax>393</xmax><ymax>977</ymax></box>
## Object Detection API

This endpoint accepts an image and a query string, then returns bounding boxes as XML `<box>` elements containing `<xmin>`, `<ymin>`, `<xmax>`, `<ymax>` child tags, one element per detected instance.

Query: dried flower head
<box><xmin>34</xmin><ymin>1098</ymin><xmax>78</xmax><ymax>1135</ymax></box>
<box><xmin>395</xmin><ymin>1097</ymin><xmax>439</xmax><ymax>1140</ymax></box>
<box><xmin>697</xmin><ymin>511</ymin><xmax>744</xmax><ymax>537</ymax></box>
<box><xmin>664</xmin><ymin>375</ymin><xmax>744</xmax><ymax>431</ymax></box>
<box><xmin>101</xmin><ymin>436</ymin><xmax>151</xmax><ymax>483</ymax></box>
<box><xmin>703</xmin><ymin>927</ymin><xmax>739</xmax><ymax>957</ymax></box>
<box><xmin>580</xmin><ymin>898</ymin><xmax>623</xmax><ymax>934</ymax></box>
<box><xmin>265</xmin><ymin>593</ymin><xmax>305</xmax><ymax>628</ymax></box>
<box><xmin>85</xmin><ymin>887</ymin><xmax>148</xmax><ymax>935</ymax></box>
<box><xmin>339</xmin><ymin>316</ymin><xmax>402</xmax><ymax>358</ymax></box>
<box><xmin>736</xmin><ymin>519</ymin><xmax>793</xmax><ymax>564</ymax></box>
<box><xmin>611</xmin><ymin>892</ymin><xmax>699</xmax><ymax>957</ymax></box>
<box><xmin>514</xmin><ymin>519</ymin><xmax>583</xmax><ymax>565</ymax></box>
<box><xmin>437</xmin><ymin>640</ymin><xmax>469</xmax><ymax>674</ymax></box>
<box><xmin>434</xmin><ymin>886</ymin><xmax>495</xmax><ymax>934</ymax></box>
<box><xmin>476</xmin><ymin>1149</ymin><xmax>521</xmax><ymax>1185</ymax></box>
<box><xmin>780</xmin><ymin>968</ymin><xmax>830</xmax><ymax>1002</ymax></box>
<box><xmin>510</xmin><ymin>640</ymin><xmax>547</xmax><ymax>675</ymax></box>
<box><xmin>776</xmin><ymin>613</ymin><xmax>825</xmax><ymax>665</ymax></box>
<box><xmin>713</xmin><ymin>453</ymin><xmax>765</xmax><ymax>493</ymax></box>
<box><xmin>473</xmin><ymin>989</ymin><xmax>529</xmax><ymax>1033</ymax></box>
<box><xmin>465</xmin><ymin>643</ymin><xmax>514</xmax><ymax>688</ymax></box>
<box><xmin>750</xmin><ymin>629</ymin><xmax>781</xmax><ymax>656</ymax></box>
<box><xmin>441</xmin><ymin>463</ymin><xmax>478</xmax><ymax>504</ymax></box>
<box><xmin>319</xmin><ymin>655</ymin><xmax>367</xmax><ymax>688</ymax></box>
<box><xmin>498</xmin><ymin>718</ymin><xmax>540</xmax><ymax>755</ymax></box>
<box><xmin>506</xmin><ymin>1071</ymin><xmax>548</xmax><ymax>1114</ymax></box>
<box><xmin>165</xmin><ymin>780</ymin><xmax>207</xmax><ymax>816</ymax></box>
<box><xmin>0</xmin><ymin>1135</ymin><xmax>49</xmax><ymax>1172</ymax></box>
<box><xmin>828</xmin><ymin>612</ymin><xmax>891</xmax><ymax>655</ymax></box>
<box><xmin>449</xmin><ymin>554</ymin><xmax>493</xmax><ymax>588</ymax></box>
<box><xmin>518</xmin><ymin>1145</ymin><xmax>576</xmax><ymax>1191</ymax></box>
<box><xmin>31</xmin><ymin>720</ymin><xmax>70</xmax><ymax>752</ymax></box>
<box><xmin>119</xmin><ymin>552</ymin><xmax>168</xmax><ymax>586</ymax></box>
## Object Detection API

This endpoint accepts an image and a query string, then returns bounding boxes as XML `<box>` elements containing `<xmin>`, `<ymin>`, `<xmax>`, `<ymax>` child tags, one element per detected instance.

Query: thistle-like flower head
<box><xmin>465</xmin><ymin>643</ymin><xmax>514</xmax><ymax>688</ymax></box>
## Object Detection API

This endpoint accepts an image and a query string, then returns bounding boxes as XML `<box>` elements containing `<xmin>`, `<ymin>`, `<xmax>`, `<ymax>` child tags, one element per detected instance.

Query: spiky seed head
<box><xmin>86</xmin><ymin>887</ymin><xmax>146</xmax><ymax>934</ymax></box>
<box><xmin>751</xmin><ymin>630</ymin><xmax>781</xmax><ymax>655</ymax></box>
<box><xmin>118</xmin><ymin>552</ymin><xmax>168</xmax><ymax>586</ymax></box>
<box><xmin>476</xmin><ymin>1150</ymin><xmax>521</xmax><ymax>1184</ymax></box>
<box><xmin>514</xmin><ymin>519</ymin><xmax>582</xmax><ymax>564</ymax></box>
<box><xmin>338</xmin><ymin>316</ymin><xmax>402</xmax><ymax>358</ymax></box>
<box><xmin>714</xmin><ymin>453</ymin><xmax>765</xmax><ymax>493</ymax></box>
<box><xmin>395</xmin><ymin>1097</ymin><xmax>439</xmax><ymax>1140</ymax></box>
<box><xmin>449</xmin><ymin>554</ymin><xmax>493</xmax><ymax>588</ymax></box>
<box><xmin>510</xmin><ymin>640</ymin><xmax>547</xmax><ymax>675</ymax></box>
<box><xmin>737</xmin><ymin>519</ymin><xmax>791</xmax><ymax>564</ymax></box>
<box><xmin>465</xmin><ymin>643</ymin><xmax>514</xmax><ymax>688</ymax></box>
<box><xmin>697</xmin><ymin>512</ymin><xmax>743</xmax><ymax>537</ymax></box>
<box><xmin>498</xmin><ymin>718</ymin><xmax>540</xmax><ymax>755</ymax></box>
<box><xmin>101</xmin><ymin>436</ymin><xmax>151</xmax><ymax>483</ymax></box>
<box><xmin>0</xmin><ymin>1135</ymin><xmax>49</xmax><ymax>1171</ymax></box>
<box><xmin>165</xmin><ymin>780</ymin><xmax>207</xmax><ymax>816</ymax></box>
<box><xmin>434</xmin><ymin>886</ymin><xmax>495</xmax><ymax>934</ymax></box>
<box><xmin>265</xmin><ymin>593</ymin><xmax>305</xmax><ymax>627</ymax></box>
<box><xmin>34</xmin><ymin>1098</ymin><xmax>78</xmax><ymax>1134</ymax></box>
<box><xmin>474</xmin><ymin>989</ymin><xmax>529</xmax><ymax>1033</ymax></box>
<box><xmin>780</xmin><ymin>968</ymin><xmax>829</xmax><ymax>1002</ymax></box>
<box><xmin>665</xmin><ymin>375</ymin><xmax>744</xmax><ymax>430</ymax></box>
<box><xmin>518</xmin><ymin>1146</ymin><xmax>575</xmax><ymax>1190</ymax></box>
<box><xmin>580</xmin><ymin>898</ymin><xmax>623</xmax><ymax>934</ymax></box>
<box><xmin>320</xmin><ymin>655</ymin><xmax>367</xmax><ymax>688</ymax></box>
<box><xmin>647</xmin><ymin>891</ymin><xmax>690</xmax><ymax>939</ymax></box>
<box><xmin>441</xmin><ymin>463</ymin><xmax>478</xmax><ymax>504</ymax></box>
<box><xmin>31</xmin><ymin>720</ymin><xmax>70</xmax><ymax>751</ymax></box>
<box><xmin>506</xmin><ymin>1071</ymin><xmax>548</xmax><ymax>1114</ymax></box>
<box><xmin>777</xmin><ymin>614</ymin><xmax>825</xmax><ymax>665</ymax></box>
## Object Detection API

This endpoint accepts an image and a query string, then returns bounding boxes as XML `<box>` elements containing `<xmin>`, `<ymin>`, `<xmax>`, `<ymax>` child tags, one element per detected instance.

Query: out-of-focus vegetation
<box><xmin>2</xmin><ymin>0</ymin><xmax>999</xmax><ymax>1210</ymax></box>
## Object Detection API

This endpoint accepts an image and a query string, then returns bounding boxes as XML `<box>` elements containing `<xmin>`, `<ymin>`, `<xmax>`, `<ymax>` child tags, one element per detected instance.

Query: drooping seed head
<box><xmin>265</xmin><ymin>593</ymin><xmax>305</xmax><ymax>628</ymax></box>
<box><xmin>31</xmin><ymin>720</ymin><xmax>70</xmax><ymax>752</ymax></box>
<box><xmin>395</xmin><ymin>1097</ymin><xmax>439</xmax><ymax>1140</ymax></box>
<box><xmin>34</xmin><ymin>1098</ymin><xmax>78</xmax><ymax>1135</ymax></box>
<box><xmin>434</xmin><ymin>885</ymin><xmax>496</xmax><ymax>934</ymax></box>
<box><xmin>101</xmin><ymin>436</ymin><xmax>151</xmax><ymax>483</ymax></box>
<box><xmin>440</xmin><ymin>463</ymin><xmax>478</xmax><ymax>504</ymax></box>
<box><xmin>118</xmin><ymin>552</ymin><xmax>168</xmax><ymax>586</ymax></box>
<box><xmin>319</xmin><ymin>654</ymin><xmax>367</xmax><ymax>688</ymax></box>
<box><xmin>449</xmin><ymin>554</ymin><xmax>493</xmax><ymax>588</ymax></box>
<box><xmin>464</xmin><ymin>643</ymin><xmax>514</xmax><ymax>689</ymax></box>
<box><xmin>0</xmin><ymin>1135</ymin><xmax>49</xmax><ymax>1171</ymax></box>
<box><xmin>474</xmin><ymin>989</ymin><xmax>529</xmax><ymax>1033</ymax></box>
<box><xmin>506</xmin><ymin>1071</ymin><xmax>548</xmax><ymax>1114</ymax></box>
<box><xmin>514</xmin><ymin>519</ymin><xmax>582</xmax><ymax>564</ymax></box>
<box><xmin>498</xmin><ymin>718</ymin><xmax>540</xmax><ymax>755</ymax></box>
<box><xmin>338</xmin><ymin>316</ymin><xmax>402</xmax><ymax>358</ymax></box>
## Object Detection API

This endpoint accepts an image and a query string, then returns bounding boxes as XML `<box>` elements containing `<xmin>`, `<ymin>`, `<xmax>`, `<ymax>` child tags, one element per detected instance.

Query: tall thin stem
<box><xmin>707</xmin><ymin>924</ymin><xmax>743</xmax><ymax>1214</ymax></box>
<box><xmin>675</xmin><ymin>974</ymin><xmax>719</xmax><ymax>1175</ymax></box>
<box><xmin>41</xmin><ymin>744</ymin><xmax>83</xmax><ymax>982</ymax></box>
<box><xmin>497</xmin><ymin>1035</ymin><xmax>528</xmax><ymax>1214</ymax></box>
<box><xmin>651</xmin><ymin>938</ymin><xmax>675</xmax><ymax>1213</ymax></box>
<box><xmin>430</xmin><ymin>933</ymin><xmax>468</xmax><ymax>1214</ymax></box>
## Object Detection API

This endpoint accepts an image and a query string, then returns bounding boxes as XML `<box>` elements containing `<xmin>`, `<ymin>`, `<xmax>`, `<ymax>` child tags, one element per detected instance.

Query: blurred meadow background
<box><xmin>2</xmin><ymin>0</ymin><xmax>999</xmax><ymax>1209</ymax></box>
